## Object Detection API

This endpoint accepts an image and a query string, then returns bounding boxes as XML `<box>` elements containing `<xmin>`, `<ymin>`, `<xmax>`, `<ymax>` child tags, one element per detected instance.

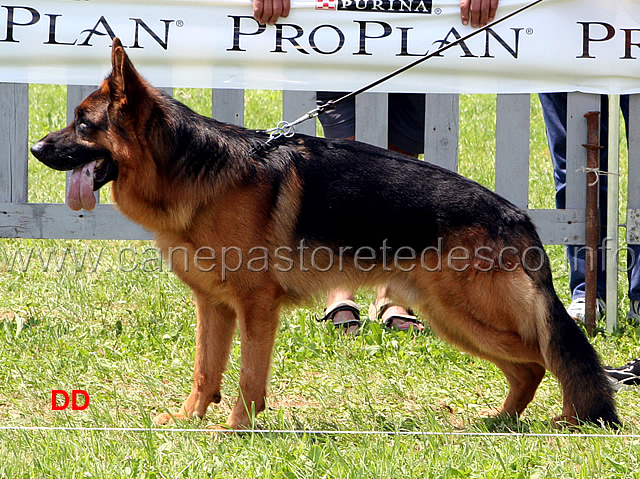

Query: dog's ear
<box><xmin>109</xmin><ymin>37</ymin><xmax>142</xmax><ymax>101</ymax></box>
<box><xmin>110</xmin><ymin>37</ymin><xmax>127</xmax><ymax>96</ymax></box>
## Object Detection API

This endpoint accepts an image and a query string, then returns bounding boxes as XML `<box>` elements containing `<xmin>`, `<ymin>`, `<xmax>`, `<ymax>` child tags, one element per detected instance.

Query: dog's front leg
<box><xmin>226</xmin><ymin>290</ymin><xmax>282</xmax><ymax>429</ymax></box>
<box><xmin>154</xmin><ymin>295</ymin><xmax>237</xmax><ymax>424</ymax></box>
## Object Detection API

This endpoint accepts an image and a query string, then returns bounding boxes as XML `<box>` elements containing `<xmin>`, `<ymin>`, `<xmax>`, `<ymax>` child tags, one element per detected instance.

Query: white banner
<box><xmin>0</xmin><ymin>0</ymin><xmax>638</xmax><ymax>93</ymax></box>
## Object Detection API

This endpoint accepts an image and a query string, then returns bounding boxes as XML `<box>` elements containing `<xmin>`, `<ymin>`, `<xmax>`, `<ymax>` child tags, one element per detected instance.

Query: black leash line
<box><xmin>253</xmin><ymin>0</ymin><xmax>544</xmax><ymax>155</ymax></box>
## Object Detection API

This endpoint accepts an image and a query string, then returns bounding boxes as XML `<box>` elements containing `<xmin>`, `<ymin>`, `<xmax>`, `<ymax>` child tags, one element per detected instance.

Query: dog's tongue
<box><xmin>67</xmin><ymin>161</ymin><xmax>97</xmax><ymax>211</ymax></box>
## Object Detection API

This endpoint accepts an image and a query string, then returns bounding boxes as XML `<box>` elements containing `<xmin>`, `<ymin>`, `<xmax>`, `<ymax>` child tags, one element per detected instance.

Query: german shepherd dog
<box><xmin>31</xmin><ymin>38</ymin><xmax>619</xmax><ymax>429</ymax></box>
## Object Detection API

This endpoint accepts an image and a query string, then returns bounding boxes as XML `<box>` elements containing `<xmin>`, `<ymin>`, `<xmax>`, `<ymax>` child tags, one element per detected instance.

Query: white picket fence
<box><xmin>1</xmin><ymin>84</ymin><xmax>638</xmax><ymax>330</ymax></box>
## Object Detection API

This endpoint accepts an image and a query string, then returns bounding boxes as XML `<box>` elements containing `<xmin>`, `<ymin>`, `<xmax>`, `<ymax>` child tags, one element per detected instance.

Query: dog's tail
<box><xmin>514</xmin><ymin>225</ymin><xmax>619</xmax><ymax>427</ymax></box>
<box><xmin>537</xmin><ymin>289</ymin><xmax>619</xmax><ymax>427</ymax></box>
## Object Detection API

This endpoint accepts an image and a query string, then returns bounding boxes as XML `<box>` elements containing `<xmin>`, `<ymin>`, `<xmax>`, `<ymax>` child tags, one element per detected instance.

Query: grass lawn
<box><xmin>0</xmin><ymin>86</ymin><xmax>639</xmax><ymax>478</ymax></box>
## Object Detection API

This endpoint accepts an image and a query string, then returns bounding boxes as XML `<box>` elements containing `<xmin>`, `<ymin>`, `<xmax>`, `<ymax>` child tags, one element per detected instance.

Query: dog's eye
<box><xmin>76</xmin><ymin>121</ymin><xmax>94</xmax><ymax>135</ymax></box>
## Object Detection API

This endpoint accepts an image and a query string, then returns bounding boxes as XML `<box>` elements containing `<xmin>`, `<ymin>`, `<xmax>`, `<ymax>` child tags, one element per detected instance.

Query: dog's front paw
<box><xmin>478</xmin><ymin>407</ymin><xmax>506</xmax><ymax>419</ymax></box>
<box><xmin>153</xmin><ymin>411</ymin><xmax>188</xmax><ymax>425</ymax></box>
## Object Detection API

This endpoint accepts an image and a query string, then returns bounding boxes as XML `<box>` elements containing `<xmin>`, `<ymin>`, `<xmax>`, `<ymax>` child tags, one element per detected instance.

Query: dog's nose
<box><xmin>30</xmin><ymin>141</ymin><xmax>45</xmax><ymax>159</ymax></box>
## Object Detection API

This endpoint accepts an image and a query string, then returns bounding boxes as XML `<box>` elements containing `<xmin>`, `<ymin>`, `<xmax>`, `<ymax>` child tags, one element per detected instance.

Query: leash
<box><xmin>252</xmin><ymin>0</ymin><xmax>544</xmax><ymax>155</ymax></box>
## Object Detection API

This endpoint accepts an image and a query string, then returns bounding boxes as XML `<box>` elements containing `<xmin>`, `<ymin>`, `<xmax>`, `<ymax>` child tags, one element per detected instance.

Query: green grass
<box><xmin>0</xmin><ymin>87</ymin><xmax>639</xmax><ymax>477</ymax></box>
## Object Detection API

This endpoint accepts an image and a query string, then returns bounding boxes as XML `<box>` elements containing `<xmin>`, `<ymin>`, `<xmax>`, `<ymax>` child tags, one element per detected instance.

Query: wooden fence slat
<box><xmin>528</xmin><ymin>208</ymin><xmax>585</xmax><ymax>245</ymax></box>
<box><xmin>0</xmin><ymin>203</ymin><xmax>150</xmax><ymax>240</ymax></box>
<box><xmin>566</xmin><ymin>92</ymin><xmax>600</xmax><ymax>210</ymax></box>
<box><xmin>213</xmin><ymin>89</ymin><xmax>244</xmax><ymax>126</ymax></box>
<box><xmin>424</xmin><ymin>93</ymin><xmax>459</xmax><ymax>172</ymax></box>
<box><xmin>66</xmin><ymin>85</ymin><xmax>98</xmax><ymax>124</ymax></box>
<box><xmin>495</xmin><ymin>94</ymin><xmax>530</xmax><ymax>209</ymax></box>
<box><xmin>0</xmin><ymin>83</ymin><xmax>29</xmax><ymax>204</ymax></box>
<box><xmin>0</xmin><ymin>202</ymin><xmax>585</xmax><ymax>244</ymax></box>
<box><xmin>355</xmin><ymin>92</ymin><xmax>388</xmax><ymax>148</ymax></box>
<box><xmin>283</xmin><ymin>91</ymin><xmax>317</xmax><ymax>136</ymax></box>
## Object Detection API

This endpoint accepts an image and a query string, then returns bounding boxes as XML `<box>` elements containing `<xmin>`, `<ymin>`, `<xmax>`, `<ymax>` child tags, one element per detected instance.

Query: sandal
<box><xmin>369</xmin><ymin>298</ymin><xmax>423</xmax><ymax>331</ymax></box>
<box><xmin>318</xmin><ymin>300</ymin><xmax>362</xmax><ymax>334</ymax></box>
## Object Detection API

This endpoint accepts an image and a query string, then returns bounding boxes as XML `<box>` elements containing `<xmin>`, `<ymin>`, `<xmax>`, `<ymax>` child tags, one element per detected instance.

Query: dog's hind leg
<box><xmin>481</xmin><ymin>360</ymin><xmax>546</xmax><ymax>418</ymax></box>
<box><xmin>419</xmin><ymin>269</ymin><xmax>563</xmax><ymax>422</ymax></box>
<box><xmin>154</xmin><ymin>296</ymin><xmax>237</xmax><ymax>425</ymax></box>
<box><xmin>225</xmin><ymin>287</ymin><xmax>283</xmax><ymax>429</ymax></box>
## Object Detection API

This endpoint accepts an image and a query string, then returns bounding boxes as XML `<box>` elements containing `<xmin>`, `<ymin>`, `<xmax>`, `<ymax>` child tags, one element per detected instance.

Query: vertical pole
<box><xmin>583</xmin><ymin>111</ymin><xmax>601</xmax><ymax>336</ymax></box>
<box><xmin>606</xmin><ymin>95</ymin><xmax>620</xmax><ymax>333</ymax></box>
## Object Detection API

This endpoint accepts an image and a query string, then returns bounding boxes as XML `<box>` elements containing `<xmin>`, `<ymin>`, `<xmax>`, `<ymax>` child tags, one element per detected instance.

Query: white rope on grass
<box><xmin>0</xmin><ymin>426</ymin><xmax>639</xmax><ymax>439</ymax></box>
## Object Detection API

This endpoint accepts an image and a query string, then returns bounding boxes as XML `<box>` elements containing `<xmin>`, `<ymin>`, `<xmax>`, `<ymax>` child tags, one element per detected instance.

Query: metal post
<box><xmin>583</xmin><ymin>111</ymin><xmax>601</xmax><ymax>336</ymax></box>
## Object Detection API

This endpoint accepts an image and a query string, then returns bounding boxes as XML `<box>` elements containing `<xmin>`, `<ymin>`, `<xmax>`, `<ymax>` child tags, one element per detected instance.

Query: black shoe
<box><xmin>604</xmin><ymin>358</ymin><xmax>640</xmax><ymax>391</ymax></box>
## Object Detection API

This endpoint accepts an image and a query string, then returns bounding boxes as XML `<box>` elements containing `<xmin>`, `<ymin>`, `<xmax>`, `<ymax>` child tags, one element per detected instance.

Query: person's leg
<box><xmin>316</xmin><ymin>92</ymin><xmax>426</xmax><ymax>156</ymax></box>
<box><xmin>618</xmin><ymin>95</ymin><xmax>640</xmax><ymax>323</ymax></box>
<box><xmin>593</xmin><ymin>94</ymin><xmax>640</xmax><ymax>324</ymax></box>
<box><xmin>376</xmin><ymin>93</ymin><xmax>426</xmax><ymax>330</ymax></box>
<box><xmin>319</xmin><ymin>288</ymin><xmax>361</xmax><ymax>334</ymax></box>
<box><xmin>372</xmin><ymin>285</ymin><xmax>424</xmax><ymax>332</ymax></box>
<box><xmin>316</xmin><ymin>92</ymin><xmax>425</xmax><ymax>331</ymax></box>
<box><xmin>539</xmin><ymin>92</ymin><xmax>606</xmax><ymax>320</ymax></box>
<box><xmin>316</xmin><ymin>92</ymin><xmax>355</xmax><ymax>140</ymax></box>
<box><xmin>541</xmin><ymin>93</ymin><xmax>585</xmax><ymax>298</ymax></box>
<box><xmin>387</xmin><ymin>93</ymin><xmax>426</xmax><ymax>157</ymax></box>
<box><xmin>314</xmin><ymin>92</ymin><xmax>362</xmax><ymax>332</ymax></box>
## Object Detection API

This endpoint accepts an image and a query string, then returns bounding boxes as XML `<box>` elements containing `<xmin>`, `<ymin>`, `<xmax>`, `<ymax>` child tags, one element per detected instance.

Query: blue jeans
<box><xmin>539</xmin><ymin>93</ymin><xmax>638</xmax><ymax>301</ymax></box>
